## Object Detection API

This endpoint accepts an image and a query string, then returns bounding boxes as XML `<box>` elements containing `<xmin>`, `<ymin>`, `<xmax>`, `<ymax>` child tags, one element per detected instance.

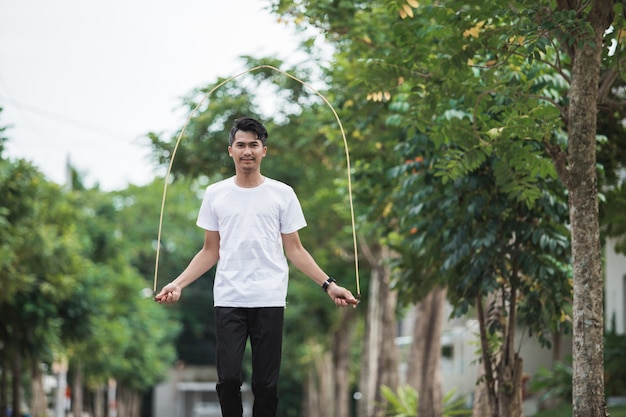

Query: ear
<box><xmin>228</xmin><ymin>145</ymin><xmax>233</xmax><ymax>157</ymax></box>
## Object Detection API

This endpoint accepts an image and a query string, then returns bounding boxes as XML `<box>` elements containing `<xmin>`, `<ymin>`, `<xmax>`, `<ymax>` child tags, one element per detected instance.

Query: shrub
<box><xmin>605</xmin><ymin>329</ymin><xmax>626</xmax><ymax>397</ymax></box>
<box><xmin>379</xmin><ymin>385</ymin><xmax>471</xmax><ymax>417</ymax></box>
<box><xmin>529</xmin><ymin>357</ymin><xmax>573</xmax><ymax>403</ymax></box>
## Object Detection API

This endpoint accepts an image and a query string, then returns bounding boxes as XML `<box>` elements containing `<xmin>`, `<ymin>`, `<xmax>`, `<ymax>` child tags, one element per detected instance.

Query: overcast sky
<box><xmin>0</xmin><ymin>0</ymin><xmax>306</xmax><ymax>190</ymax></box>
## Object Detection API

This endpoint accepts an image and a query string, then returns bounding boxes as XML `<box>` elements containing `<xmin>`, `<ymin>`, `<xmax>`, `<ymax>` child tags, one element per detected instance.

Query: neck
<box><xmin>234</xmin><ymin>172</ymin><xmax>264</xmax><ymax>188</ymax></box>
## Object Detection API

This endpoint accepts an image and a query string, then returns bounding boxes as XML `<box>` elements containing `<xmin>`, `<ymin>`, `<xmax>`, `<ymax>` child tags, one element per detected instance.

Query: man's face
<box><xmin>228</xmin><ymin>130</ymin><xmax>267</xmax><ymax>173</ymax></box>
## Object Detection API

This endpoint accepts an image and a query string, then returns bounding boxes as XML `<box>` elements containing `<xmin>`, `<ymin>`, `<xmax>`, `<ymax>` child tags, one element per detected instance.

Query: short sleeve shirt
<box><xmin>196</xmin><ymin>176</ymin><xmax>307</xmax><ymax>307</ymax></box>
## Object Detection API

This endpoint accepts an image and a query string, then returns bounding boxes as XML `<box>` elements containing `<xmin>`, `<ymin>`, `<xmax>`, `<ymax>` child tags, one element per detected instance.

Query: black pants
<box><xmin>215</xmin><ymin>307</ymin><xmax>284</xmax><ymax>417</ymax></box>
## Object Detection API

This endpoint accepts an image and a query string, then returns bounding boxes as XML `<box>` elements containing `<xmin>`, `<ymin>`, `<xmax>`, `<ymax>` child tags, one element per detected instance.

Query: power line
<box><xmin>0</xmin><ymin>72</ymin><xmax>48</xmax><ymax>139</ymax></box>
<box><xmin>0</xmin><ymin>95</ymin><xmax>137</xmax><ymax>143</ymax></box>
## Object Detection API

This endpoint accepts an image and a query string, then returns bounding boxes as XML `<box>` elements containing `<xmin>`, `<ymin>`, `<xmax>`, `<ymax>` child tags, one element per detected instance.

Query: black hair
<box><xmin>229</xmin><ymin>117</ymin><xmax>268</xmax><ymax>146</ymax></box>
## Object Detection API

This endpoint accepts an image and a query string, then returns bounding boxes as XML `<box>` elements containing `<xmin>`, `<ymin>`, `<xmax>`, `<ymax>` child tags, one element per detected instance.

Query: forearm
<box><xmin>286</xmin><ymin>247</ymin><xmax>329</xmax><ymax>286</ymax></box>
<box><xmin>171</xmin><ymin>249</ymin><xmax>218</xmax><ymax>289</ymax></box>
<box><xmin>281</xmin><ymin>231</ymin><xmax>357</xmax><ymax>307</ymax></box>
<box><xmin>286</xmin><ymin>246</ymin><xmax>358</xmax><ymax>307</ymax></box>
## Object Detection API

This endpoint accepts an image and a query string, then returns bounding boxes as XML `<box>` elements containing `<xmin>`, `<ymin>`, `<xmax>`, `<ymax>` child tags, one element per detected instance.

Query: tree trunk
<box><xmin>302</xmin><ymin>367</ymin><xmax>316</xmax><ymax>417</ymax></box>
<box><xmin>357</xmin><ymin>257</ymin><xmax>381</xmax><ymax>417</ymax></box>
<box><xmin>377</xmin><ymin>260</ymin><xmax>399</xmax><ymax>403</ymax></box>
<box><xmin>497</xmin><ymin>267</ymin><xmax>524</xmax><ymax>417</ymax></box>
<box><xmin>30</xmin><ymin>362</ymin><xmax>48</xmax><ymax>417</ymax></box>
<box><xmin>1</xmin><ymin>355</ymin><xmax>7</xmax><ymax>417</ymax></box>
<box><xmin>118</xmin><ymin>385</ymin><xmax>142</xmax><ymax>417</ymax></box>
<box><xmin>118</xmin><ymin>385</ymin><xmax>128</xmax><ymax>417</ymax></box>
<box><xmin>332</xmin><ymin>308</ymin><xmax>356</xmax><ymax>417</ymax></box>
<box><xmin>12</xmin><ymin>353</ymin><xmax>21</xmax><ymax>417</ymax></box>
<box><xmin>474</xmin><ymin>282</ymin><xmax>526</xmax><ymax>417</ymax></box>
<box><xmin>472</xmin><ymin>361</ymin><xmax>493</xmax><ymax>417</ymax></box>
<box><xmin>132</xmin><ymin>389</ymin><xmax>141</xmax><ymax>417</ymax></box>
<box><xmin>358</xmin><ymin>243</ymin><xmax>399</xmax><ymax>417</ymax></box>
<box><xmin>496</xmin><ymin>354</ymin><xmax>524</xmax><ymax>417</ymax></box>
<box><xmin>321</xmin><ymin>352</ymin><xmax>334</xmax><ymax>417</ymax></box>
<box><xmin>303</xmin><ymin>343</ymin><xmax>334</xmax><ymax>417</ymax></box>
<box><xmin>72</xmin><ymin>361</ymin><xmax>84</xmax><ymax>417</ymax></box>
<box><xmin>406</xmin><ymin>286</ymin><xmax>446</xmax><ymax>417</ymax></box>
<box><xmin>565</xmin><ymin>2</ymin><xmax>613</xmax><ymax>416</ymax></box>
<box><xmin>375</xmin><ymin>245</ymin><xmax>399</xmax><ymax>417</ymax></box>
<box><xmin>94</xmin><ymin>386</ymin><xmax>104</xmax><ymax>417</ymax></box>
<box><xmin>475</xmin><ymin>295</ymin><xmax>498</xmax><ymax>417</ymax></box>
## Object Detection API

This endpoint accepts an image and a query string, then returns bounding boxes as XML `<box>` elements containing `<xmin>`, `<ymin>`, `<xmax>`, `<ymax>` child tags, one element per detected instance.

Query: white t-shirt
<box><xmin>196</xmin><ymin>176</ymin><xmax>307</xmax><ymax>307</ymax></box>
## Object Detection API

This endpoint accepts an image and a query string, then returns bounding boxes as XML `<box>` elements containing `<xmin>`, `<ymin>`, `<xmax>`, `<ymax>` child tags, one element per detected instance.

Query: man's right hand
<box><xmin>154</xmin><ymin>282</ymin><xmax>182</xmax><ymax>304</ymax></box>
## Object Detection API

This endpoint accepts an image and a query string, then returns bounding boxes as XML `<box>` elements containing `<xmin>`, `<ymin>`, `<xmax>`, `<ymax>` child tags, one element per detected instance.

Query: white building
<box><xmin>393</xmin><ymin>236</ymin><xmax>626</xmax><ymax>411</ymax></box>
<box><xmin>396</xmin><ymin>301</ymin><xmax>572</xmax><ymax>405</ymax></box>
<box><xmin>605</xmin><ymin>237</ymin><xmax>626</xmax><ymax>333</ymax></box>
<box><xmin>153</xmin><ymin>365</ymin><xmax>253</xmax><ymax>417</ymax></box>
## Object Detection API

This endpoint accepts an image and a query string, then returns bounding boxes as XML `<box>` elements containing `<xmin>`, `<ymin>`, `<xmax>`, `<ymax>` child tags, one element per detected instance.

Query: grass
<box><xmin>533</xmin><ymin>403</ymin><xmax>626</xmax><ymax>417</ymax></box>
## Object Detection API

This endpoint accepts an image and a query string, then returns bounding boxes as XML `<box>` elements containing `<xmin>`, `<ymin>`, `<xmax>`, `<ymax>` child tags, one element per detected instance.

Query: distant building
<box><xmin>396</xmin><ymin>301</ymin><xmax>572</xmax><ymax>407</ymax></box>
<box><xmin>153</xmin><ymin>364</ymin><xmax>253</xmax><ymax>417</ymax></box>
<box><xmin>605</xmin><ymin>237</ymin><xmax>626</xmax><ymax>333</ymax></box>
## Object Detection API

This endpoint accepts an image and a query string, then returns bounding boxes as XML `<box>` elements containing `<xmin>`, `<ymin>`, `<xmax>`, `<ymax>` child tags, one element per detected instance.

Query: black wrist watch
<box><xmin>322</xmin><ymin>277</ymin><xmax>336</xmax><ymax>292</ymax></box>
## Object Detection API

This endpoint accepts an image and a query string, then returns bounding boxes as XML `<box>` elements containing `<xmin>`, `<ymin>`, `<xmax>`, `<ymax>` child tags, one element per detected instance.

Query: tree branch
<box><xmin>357</xmin><ymin>236</ymin><xmax>380</xmax><ymax>268</ymax></box>
<box><xmin>544</xmin><ymin>140</ymin><xmax>571</xmax><ymax>188</ymax></box>
<box><xmin>476</xmin><ymin>295</ymin><xmax>497</xmax><ymax>402</ymax></box>
<box><xmin>598</xmin><ymin>97</ymin><xmax>626</xmax><ymax>114</ymax></box>
<box><xmin>598</xmin><ymin>65</ymin><xmax>623</xmax><ymax>105</ymax></box>
<box><xmin>503</xmin><ymin>253</ymin><xmax>519</xmax><ymax>366</ymax></box>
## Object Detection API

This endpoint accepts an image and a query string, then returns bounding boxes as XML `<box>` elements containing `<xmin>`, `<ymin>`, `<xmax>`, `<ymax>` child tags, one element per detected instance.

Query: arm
<box><xmin>155</xmin><ymin>230</ymin><xmax>220</xmax><ymax>304</ymax></box>
<box><xmin>282</xmin><ymin>231</ymin><xmax>358</xmax><ymax>307</ymax></box>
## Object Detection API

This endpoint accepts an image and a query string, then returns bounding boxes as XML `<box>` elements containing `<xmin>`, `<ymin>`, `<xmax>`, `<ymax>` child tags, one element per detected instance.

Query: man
<box><xmin>155</xmin><ymin>117</ymin><xmax>359</xmax><ymax>417</ymax></box>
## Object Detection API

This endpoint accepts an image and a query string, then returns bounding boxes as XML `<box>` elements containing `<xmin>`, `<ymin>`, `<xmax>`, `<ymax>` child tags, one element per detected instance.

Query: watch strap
<box><xmin>322</xmin><ymin>276</ymin><xmax>336</xmax><ymax>292</ymax></box>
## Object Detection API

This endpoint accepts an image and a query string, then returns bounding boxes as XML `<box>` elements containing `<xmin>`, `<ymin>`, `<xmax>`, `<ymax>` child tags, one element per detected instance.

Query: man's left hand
<box><xmin>327</xmin><ymin>284</ymin><xmax>359</xmax><ymax>308</ymax></box>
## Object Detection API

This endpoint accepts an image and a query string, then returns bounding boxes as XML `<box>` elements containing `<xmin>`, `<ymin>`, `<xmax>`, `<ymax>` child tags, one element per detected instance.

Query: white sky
<box><xmin>0</xmin><ymin>0</ymin><xmax>307</xmax><ymax>190</ymax></box>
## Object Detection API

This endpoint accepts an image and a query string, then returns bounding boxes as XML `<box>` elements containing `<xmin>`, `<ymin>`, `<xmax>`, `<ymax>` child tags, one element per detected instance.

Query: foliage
<box><xmin>604</xmin><ymin>326</ymin><xmax>626</xmax><ymax>397</ymax></box>
<box><xmin>530</xmin><ymin>327</ymin><xmax>626</xmax><ymax>402</ymax></box>
<box><xmin>0</xmin><ymin>115</ymin><xmax>181</xmax><ymax>413</ymax></box>
<box><xmin>0</xmin><ymin>157</ymin><xmax>89</xmax><ymax>363</ymax></box>
<box><xmin>65</xmin><ymin>184</ymin><xmax>181</xmax><ymax>390</ymax></box>
<box><xmin>601</xmin><ymin>182</ymin><xmax>626</xmax><ymax>254</ymax></box>
<box><xmin>529</xmin><ymin>357</ymin><xmax>573</xmax><ymax>403</ymax></box>
<box><xmin>388</xmin><ymin>133</ymin><xmax>573</xmax><ymax>343</ymax></box>
<box><xmin>111</xmin><ymin>179</ymin><xmax>209</xmax><ymax>365</ymax></box>
<box><xmin>530</xmin><ymin>324</ymin><xmax>626</xmax><ymax>403</ymax></box>
<box><xmin>274</xmin><ymin>0</ymin><xmax>575</xmax><ymax>322</ymax></box>
<box><xmin>379</xmin><ymin>384</ymin><xmax>471</xmax><ymax>417</ymax></box>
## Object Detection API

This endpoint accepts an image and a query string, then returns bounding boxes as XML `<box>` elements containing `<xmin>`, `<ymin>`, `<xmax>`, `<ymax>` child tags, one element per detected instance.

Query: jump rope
<box><xmin>152</xmin><ymin>65</ymin><xmax>361</xmax><ymax>300</ymax></box>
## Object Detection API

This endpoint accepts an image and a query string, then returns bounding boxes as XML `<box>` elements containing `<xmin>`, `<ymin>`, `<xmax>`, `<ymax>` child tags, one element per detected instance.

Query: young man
<box><xmin>155</xmin><ymin>117</ymin><xmax>359</xmax><ymax>417</ymax></box>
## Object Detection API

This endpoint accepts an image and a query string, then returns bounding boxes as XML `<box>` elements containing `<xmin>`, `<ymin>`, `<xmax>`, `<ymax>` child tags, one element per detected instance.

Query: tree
<box><xmin>111</xmin><ymin>179</ymin><xmax>211</xmax><ymax>365</ymax></box>
<box><xmin>388</xmin><ymin>135</ymin><xmax>572</xmax><ymax>416</ymax></box>
<box><xmin>0</xmin><ymin>154</ymin><xmax>90</xmax><ymax>417</ymax></box>
<box><xmin>271</xmin><ymin>2</ymin><xmax>456</xmax><ymax>415</ymax></box>
<box><xmin>0</xmin><ymin>121</ymin><xmax>180</xmax><ymax>417</ymax></box>
<box><xmin>271</xmin><ymin>1</ymin><xmax>626</xmax><ymax>416</ymax></box>
<box><xmin>69</xmin><ymin>184</ymin><xmax>180</xmax><ymax>417</ymax></box>
<box><xmin>410</xmin><ymin>3</ymin><xmax>618</xmax><ymax>415</ymax></box>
